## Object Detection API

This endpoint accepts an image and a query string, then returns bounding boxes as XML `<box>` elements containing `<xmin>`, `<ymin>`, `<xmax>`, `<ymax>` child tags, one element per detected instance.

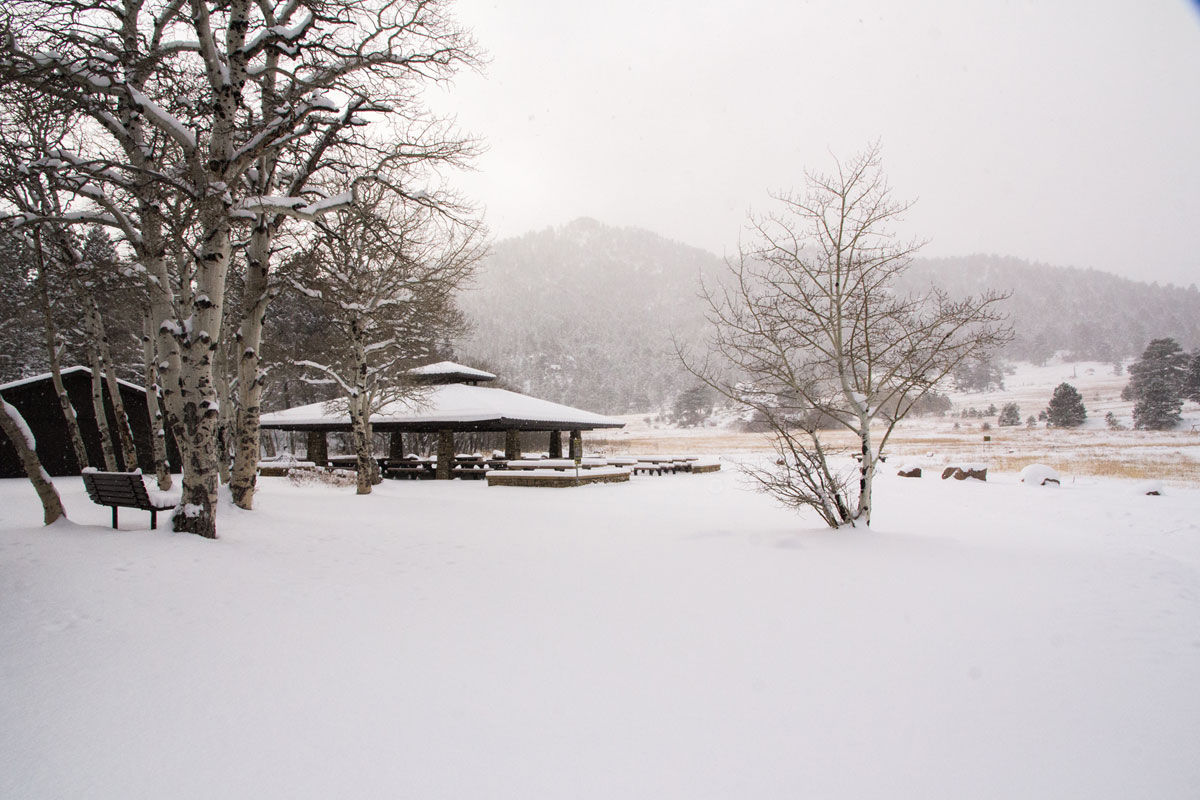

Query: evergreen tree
<box><xmin>672</xmin><ymin>384</ymin><xmax>714</xmax><ymax>428</ymax></box>
<box><xmin>0</xmin><ymin>231</ymin><xmax>41</xmax><ymax>381</ymax></box>
<box><xmin>1185</xmin><ymin>349</ymin><xmax>1200</xmax><ymax>403</ymax></box>
<box><xmin>1125</xmin><ymin>338</ymin><xmax>1189</xmax><ymax>430</ymax></box>
<box><xmin>952</xmin><ymin>356</ymin><xmax>1005</xmax><ymax>392</ymax></box>
<box><xmin>997</xmin><ymin>402</ymin><xmax>1021</xmax><ymax>427</ymax></box>
<box><xmin>1133</xmin><ymin>378</ymin><xmax>1183</xmax><ymax>429</ymax></box>
<box><xmin>1046</xmin><ymin>383</ymin><xmax>1086</xmax><ymax>428</ymax></box>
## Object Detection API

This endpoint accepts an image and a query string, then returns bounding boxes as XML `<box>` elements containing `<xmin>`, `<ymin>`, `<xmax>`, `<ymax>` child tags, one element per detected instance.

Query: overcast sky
<box><xmin>426</xmin><ymin>0</ymin><xmax>1200</xmax><ymax>286</ymax></box>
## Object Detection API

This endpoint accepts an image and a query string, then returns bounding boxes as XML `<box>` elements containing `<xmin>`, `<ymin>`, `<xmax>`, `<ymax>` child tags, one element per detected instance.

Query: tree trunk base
<box><xmin>172</xmin><ymin>510</ymin><xmax>218</xmax><ymax>539</ymax></box>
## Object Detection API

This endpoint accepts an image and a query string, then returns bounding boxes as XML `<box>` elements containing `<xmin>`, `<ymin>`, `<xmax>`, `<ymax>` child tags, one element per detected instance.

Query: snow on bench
<box><xmin>486</xmin><ymin>466</ymin><xmax>631</xmax><ymax>488</ymax></box>
<box><xmin>503</xmin><ymin>458</ymin><xmax>610</xmax><ymax>470</ymax></box>
<box><xmin>82</xmin><ymin>470</ymin><xmax>180</xmax><ymax>530</ymax></box>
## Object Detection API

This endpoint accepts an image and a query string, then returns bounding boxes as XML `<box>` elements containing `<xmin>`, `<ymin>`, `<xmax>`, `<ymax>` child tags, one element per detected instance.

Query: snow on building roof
<box><xmin>0</xmin><ymin>365</ymin><xmax>146</xmax><ymax>394</ymax></box>
<box><xmin>260</xmin><ymin>383</ymin><xmax>624</xmax><ymax>432</ymax></box>
<box><xmin>405</xmin><ymin>361</ymin><xmax>496</xmax><ymax>383</ymax></box>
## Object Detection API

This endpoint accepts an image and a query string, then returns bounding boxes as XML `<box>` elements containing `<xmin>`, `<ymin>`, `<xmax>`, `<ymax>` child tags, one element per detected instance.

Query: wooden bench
<box><xmin>487</xmin><ymin>467</ymin><xmax>630</xmax><ymax>488</ymax></box>
<box><xmin>82</xmin><ymin>471</ymin><xmax>177</xmax><ymax>530</ymax></box>
<box><xmin>385</xmin><ymin>463</ymin><xmax>435</xmax><ymax>480</ymax></box>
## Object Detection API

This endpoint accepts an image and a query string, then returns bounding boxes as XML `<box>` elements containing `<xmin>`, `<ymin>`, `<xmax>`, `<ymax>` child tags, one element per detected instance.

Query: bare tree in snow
<box><xmin>686</xmin><ymin>144</ymin><xmax>1009</xmax><ymax>528</ymax></box>
<box><xmin>288</xmin><ymin>185</ymin><xmax>483</xmax><ymax>494</ymax></box>
<box><xmin>1</xmin><ymin>0</ymin><xmax>479</xmax><ymax>537</ymax></box>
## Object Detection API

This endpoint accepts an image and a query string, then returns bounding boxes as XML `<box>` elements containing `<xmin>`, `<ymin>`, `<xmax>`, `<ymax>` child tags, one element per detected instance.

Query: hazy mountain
<box><xmin>458</xmin><ymin>221</ymin><xmax>1200</xmax><ymax>414</ymax></box>
<box><xmin>457</xmin><ymin>218</ymin><xmax>723</xmax><ymax>414</ymax></box>
<box><xmin>899</xmin><ymin>255</ymin><xmax>1200</xmax><ymax>365</ymax></box>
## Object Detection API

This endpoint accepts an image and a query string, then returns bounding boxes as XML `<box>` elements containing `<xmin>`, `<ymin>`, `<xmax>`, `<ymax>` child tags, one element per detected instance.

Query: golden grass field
<box><xmin>587</xmin><ymin>359</ymin><xmax>1200</xmax><ymax>485</ymax></box>
<box><xmin>590</xmin><ymin>415</ymin><xmax>1200</xmax><ymax>486</ymax></box>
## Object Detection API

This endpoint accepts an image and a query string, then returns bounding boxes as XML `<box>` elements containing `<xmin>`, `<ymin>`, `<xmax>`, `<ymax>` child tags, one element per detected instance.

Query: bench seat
<box><xmin>82</xmin><ymin>471</ymin><xmax>178</xmax><ymax>530</ymax></box>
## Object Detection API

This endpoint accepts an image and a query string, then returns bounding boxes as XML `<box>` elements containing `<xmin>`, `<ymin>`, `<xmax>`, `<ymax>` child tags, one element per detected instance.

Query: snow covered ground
<box><xmin>3</xmin><ymin>465</ymin><xmax>1199</xmax><ymax>799</ymax></box>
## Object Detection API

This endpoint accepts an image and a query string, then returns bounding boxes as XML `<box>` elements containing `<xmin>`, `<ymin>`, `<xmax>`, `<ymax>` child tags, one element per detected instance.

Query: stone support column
<box><xmin>568</xmin><ymin>429</ymin><xmax>583</xmax><ymax>460</ymax></box>
<box><xmin>306</xmin><ymin>430</ymin><xmax>328</xmax><ymax>467</ymax></box>
<box><xmin>504</xmin><ymin>429</ymin><xmax>521</xmax><ymax>460</ymax></box>
<box><xmin>548</xmin><ymin>430</ymin><xmax>562</xmax><ymax>459</ymax></box>
<box><xmin>436</xmin><ymin>430</ymin><xmax>454</xmax><ymax>480</ymax></box>
<box><xmin>389</xmin><ymin>431</ymin><xmax>405</xmax><ymax>461</ymax></box>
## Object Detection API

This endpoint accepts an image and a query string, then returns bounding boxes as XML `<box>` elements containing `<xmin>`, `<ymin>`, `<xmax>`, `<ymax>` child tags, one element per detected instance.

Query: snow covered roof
<box><xmin>0</xmin><ymin>365</ymin><xmax>146</xmax><ymax>394</ymax></box>
<box><xmin>260</xmin><ymin>383</ymin><xmax>624</xmax><ymax>432</ymax></box>
<box><xmin>405</xmin><ymin>361</ymin><xmax>496</xmax><ymax>384</ymax></box>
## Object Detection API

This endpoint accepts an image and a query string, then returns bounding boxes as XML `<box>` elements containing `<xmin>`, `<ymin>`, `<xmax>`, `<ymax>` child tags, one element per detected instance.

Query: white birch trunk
<box><xmin>170</xmin><ymin>0</ymin><xmax>252</xmax><ymax>538</ymax></box>
<box><xmin>230</xmin><ymin>217</ymin><xmax>271</xmax><ymax>508</ymax></box>
<box><xmin>351</xmin><ymin>325</ymin><xmax>373</xmax><ymax>495</ymax></box>
<box><xmin>142</xmin><ymin>318</ymin><xmax>172</xmax><ymax>489</ymax></box>
<box><xmin>0</xmin><ymin>399</ymin><xmax>66</xmax><ymax>524</ymax></box>
<box><xmin>87</xmin><ymin>343</ymin><xmax>119</xmax><ymax>471</ymax></box>
<box><xmin>856</xmin><ymin>413</ymin><xmax>873</xmax><ymax>526</ymax></box>
<box><xmin>98</xmin><ymin>324</ymin><xmax>140</xmax><ymax>472</ymax></box>
<box><xmin>35</xmin><ymin>241</ymin><xmax>90</xmax><ymax>471</ymax></box>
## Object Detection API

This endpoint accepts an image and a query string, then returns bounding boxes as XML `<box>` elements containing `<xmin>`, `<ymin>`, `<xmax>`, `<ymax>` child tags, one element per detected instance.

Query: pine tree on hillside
<box><xmin>998</xmin><ymin>402</ymin><xmax>1021</xmax><ymax>427</ymax></box>
<box><xmin>1133</xmin><ymin>380</ymin><xmax>1183</xmax><ymax>430</ymax></box>
<box><xmin>1186</xmin><ymin>349</ymin><xmax>1200</xmax><ymax>403</ymax></box>
<box><xmin>672</xmin><ymin>384</ymin><xmax>714</xmax><ymax>428</ymax></box>
<box><xmin>1046</xmin><ymin>383</ymin><xmax>1087</xmax><ymax>428</ymax></box>
<box><xmin>1124</xmin><ymin>338</ymin><xmax>1189</xmax><ymax>430</ymax></box>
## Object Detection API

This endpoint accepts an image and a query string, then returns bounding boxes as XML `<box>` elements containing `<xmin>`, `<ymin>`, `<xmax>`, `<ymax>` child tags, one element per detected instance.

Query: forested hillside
<box><xmin>457</xmin><ymin>219</ymin><xmax>723</xmax><ymax>414</ymax></box>
<box><xmin>900</xmin><ymin>255</ymin><xmax>1200</xmax><ymax>365</ymax></box>
<box><xmin>460</xmin><ymin>223</ymin><xmax>1200</xmax><ymax>414</ymax></box>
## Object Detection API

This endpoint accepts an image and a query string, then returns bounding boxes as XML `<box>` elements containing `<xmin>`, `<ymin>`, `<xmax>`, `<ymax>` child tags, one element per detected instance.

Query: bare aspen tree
<box><xmin>1</xmin><ymin>0</ymin><xmax>479</xmax><ymax>537</ymax></box>
<box><xmin>76</xmin><ymin>227</ymin><xmax>140</xmax><ymax>470</ymax></box>
<box><xmin>0</xmin><ymin>100</ymin><xmax>91</xmax><ymax>468</ymax></box>
<box><xmin>33</xmin><ymin>231</ymin><xmax>91</xmax><ymax>470</ymax></box>
<box><xmin>688</xmin><ymin>144</ymin><xmax>1009</xmax><ymax>527</ymax></box>
<box><xmin>289</xmin><ymin>187</ymin><xmax>483</xmax><ymax>494</ymax></box>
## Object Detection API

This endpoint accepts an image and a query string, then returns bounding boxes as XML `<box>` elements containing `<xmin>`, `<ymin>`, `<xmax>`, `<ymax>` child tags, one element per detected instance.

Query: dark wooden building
<box><xmin>0</xmin><ymin>366</ymin><xmax>180</xmax><ymax>479</ymax></box>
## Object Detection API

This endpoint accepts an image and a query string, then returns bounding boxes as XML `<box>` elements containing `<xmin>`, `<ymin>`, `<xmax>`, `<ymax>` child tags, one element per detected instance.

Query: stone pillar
<box><xmin>568</xmin><ymin>429</ymin><xmax>583</xmax><ymax>460</ymax></box>
<box><xmin>436</xmin><ymin>430</ymin><xmax>454</xmax><ymax>480</ymax></box>
<box><xmin>306</xmin><ymin>430</ymin><xmax>328</xmax><ymax>467</ymax></box>
<box><xmin>548</xmin><ymin>430</ymin><xmax>563</xmax><ymax>459</ymax></box>
<box><xmin>389</xmin><ymin>431</ymin><xmax>404</xmax><ymax>461</ymax></box>
<box><xmin>504</xmin><ymin>429</ymin><xmax>521</xmax><ymax>460</ymax></box>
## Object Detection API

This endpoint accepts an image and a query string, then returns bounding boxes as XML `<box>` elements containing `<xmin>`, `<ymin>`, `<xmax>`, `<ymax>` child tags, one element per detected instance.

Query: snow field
<box><xmin>1</xmin><ymin>465</ymin><xmax>1199</xmax><ymax>799</ymax></box>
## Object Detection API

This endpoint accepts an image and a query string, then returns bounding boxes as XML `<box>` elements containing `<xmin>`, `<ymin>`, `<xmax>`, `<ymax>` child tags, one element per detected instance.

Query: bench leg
<box><xmin>151</xmin><ymin>510</ymin><xmax>157</xmax><ymax>530</ymax></box>
<box><xmin>111</xmin><ymin>506</ymin><xmax>118</xmax><ymax>529</ymax></box>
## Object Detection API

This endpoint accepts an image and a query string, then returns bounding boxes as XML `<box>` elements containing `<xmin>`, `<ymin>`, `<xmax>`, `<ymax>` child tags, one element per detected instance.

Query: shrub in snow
<box><xmin>287</xmin><ymin>468</ymin><xmax>357</xmax><ymax>489</ymax></box>
<box><xmin>897</xmin><ymin>464</ymin><xmax>922</xmax><ymax>478</ymax></box>
<box><xmin>1020</xmin><ymin>464</ymin><xmax>1061</xmax><ymax>487</ymax></box>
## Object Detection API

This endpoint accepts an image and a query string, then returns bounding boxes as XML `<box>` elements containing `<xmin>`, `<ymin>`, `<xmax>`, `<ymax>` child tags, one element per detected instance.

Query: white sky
<box><xmin>426</xmin><ymin>0</ymin><xmax>1200</xmax><ymax>285</ymax></box>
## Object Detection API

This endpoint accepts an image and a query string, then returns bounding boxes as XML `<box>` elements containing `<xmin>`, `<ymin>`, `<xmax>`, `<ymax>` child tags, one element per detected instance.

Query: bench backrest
<box><xmin>82</xmin><ymin>471</ymin><xmax>152</xmax><ymax>508</ymax></box>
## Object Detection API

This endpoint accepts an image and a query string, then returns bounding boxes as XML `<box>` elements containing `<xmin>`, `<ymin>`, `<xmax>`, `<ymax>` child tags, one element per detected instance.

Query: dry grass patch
<box><xmin>590</xmin><ymin>422</ymin><xmax>1200</xmax><ymax>486</ymax></box>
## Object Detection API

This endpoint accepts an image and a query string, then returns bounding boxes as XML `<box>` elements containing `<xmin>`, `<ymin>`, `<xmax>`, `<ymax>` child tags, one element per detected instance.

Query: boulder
<box><xmin>942</xmin><ymin>464</ymin><xmax>988</xmax><ymax>481</ymax></box>
<box><xmin>1020</xmin><ymin>464</ymin><xmax>1061</xmax><ymax>487</ymax></box>
<box><xmin>897</xmin><ymin>465</ymin><xmax>922</xmax><ymax>478</ymax></box>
